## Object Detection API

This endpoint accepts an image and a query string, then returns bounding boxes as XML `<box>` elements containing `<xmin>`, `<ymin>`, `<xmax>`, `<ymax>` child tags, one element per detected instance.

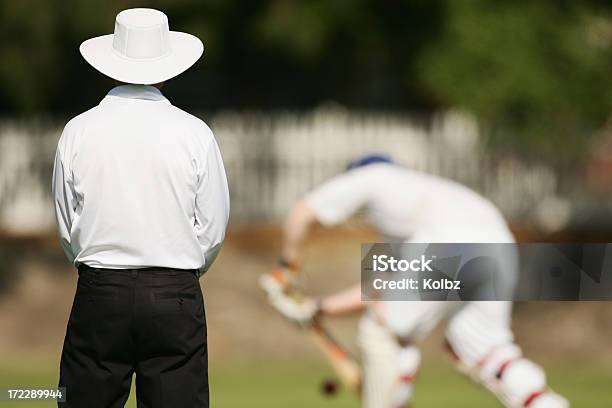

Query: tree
<box><xmin>417</xmin><ymin>0</ymin><xmax>612</xmax><ymax>158</ymax></box>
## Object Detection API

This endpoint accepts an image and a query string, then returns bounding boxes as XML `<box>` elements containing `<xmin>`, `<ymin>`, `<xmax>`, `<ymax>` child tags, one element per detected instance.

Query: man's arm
<box><xmin>281</xmin><ymin>199</ymin><xmax>320</xmax><ymax>268</ymax></box>
<box><xmin>52</xmin><ymin>142</ymin><xmax>77</xmax><ymax>264</ymax></box>
<box><xmin>281</xmin><ymin>169</ymin><xmax>374</xmax><ymax>267</ymax></box>
<box><xmin>281</xmin><ymin>200</ymin><xmax>367</xmax><ymax>316</ymax></box>
<box><xmin>319</xmin><ymin>283</ymin><xmax>368</xmax><ymax>316</ymax></box>
<box><xmin>272</xmin><ymin>170</ymin><xmax>376</xmax><ymax>322</ymax></box>
<box><xmin>195</xmin><ymin>137</ymin><xmax>230</xmax><ymax>273</ymax></box>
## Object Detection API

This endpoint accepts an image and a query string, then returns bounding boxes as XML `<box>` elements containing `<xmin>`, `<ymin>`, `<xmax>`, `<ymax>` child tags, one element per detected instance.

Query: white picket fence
<box><xmin>0</xmin><ymin>109</ymin><xmax>573</xmax><ymax>234</ymax></box>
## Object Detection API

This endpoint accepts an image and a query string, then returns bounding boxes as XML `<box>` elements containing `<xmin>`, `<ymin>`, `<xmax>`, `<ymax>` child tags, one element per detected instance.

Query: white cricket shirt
<box><xmin>306</xmin><ymin>163</ymin><xmax>513</xmax><ymax>242</ymax></box>
<box><xmin>52</xmin><ymin>85</ymin><xmax>230</xmax><ymax>272</ymax></box>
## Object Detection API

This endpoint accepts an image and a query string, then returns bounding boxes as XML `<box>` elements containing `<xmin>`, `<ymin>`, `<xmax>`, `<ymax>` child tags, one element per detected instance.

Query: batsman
<box><xmin>262</xmin><ymin>155</ymin><xmax>568</xmax><ymax>408</ymax></box>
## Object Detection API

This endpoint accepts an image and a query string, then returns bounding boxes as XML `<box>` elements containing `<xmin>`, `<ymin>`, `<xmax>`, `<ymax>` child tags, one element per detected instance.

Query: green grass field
<box><xmin>0</xmin><ymin>360</ymin><xmax>610</xmax><ymax>407</ymax></box>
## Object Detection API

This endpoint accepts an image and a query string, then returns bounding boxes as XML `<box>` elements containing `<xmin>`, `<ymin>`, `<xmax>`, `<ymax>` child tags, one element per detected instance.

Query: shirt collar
<box><xmin>101</xmin><ymin>85</ymin><xmax>170</xmax><ymax>104</ymax></box>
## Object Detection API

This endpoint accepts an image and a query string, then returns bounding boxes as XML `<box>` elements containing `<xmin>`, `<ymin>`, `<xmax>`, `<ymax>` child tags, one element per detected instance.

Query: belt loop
<box><xmin>131</xmin><ymin>270</ymin><xmax>138</xmax><ymax>279</ymax></box>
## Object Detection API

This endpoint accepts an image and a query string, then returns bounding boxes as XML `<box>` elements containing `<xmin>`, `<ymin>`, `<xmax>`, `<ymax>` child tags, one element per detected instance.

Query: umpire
<box><xmin>52</xmin><ymin>8</ymin><xmax>229</xmax><ymax>408</ymax></box>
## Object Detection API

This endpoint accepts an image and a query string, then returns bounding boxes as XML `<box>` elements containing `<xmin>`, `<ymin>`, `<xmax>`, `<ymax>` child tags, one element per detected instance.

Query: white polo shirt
<box><xmin>306</xmin><ymin>163</ymin><xmax>513</xmax><ymax>243</ymax></box>
<box><xmin>52</xmin><ymin>85</ymin><xmax>230</xmax><ymax>272</ymax></box>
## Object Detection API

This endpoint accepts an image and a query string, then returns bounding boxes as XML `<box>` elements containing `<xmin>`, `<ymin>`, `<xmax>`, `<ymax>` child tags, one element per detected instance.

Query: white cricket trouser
<box><xmin>359</xmin><ymin>301</ymin><xmax>513</xmax><ymax>408</ymax></box>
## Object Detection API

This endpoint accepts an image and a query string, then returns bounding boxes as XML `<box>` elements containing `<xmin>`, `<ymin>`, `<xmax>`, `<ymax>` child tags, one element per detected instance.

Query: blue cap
<box><xmin>346</xmin><ymin>154</ymin><xmax>393</xmax><ymax>171</ymax></box>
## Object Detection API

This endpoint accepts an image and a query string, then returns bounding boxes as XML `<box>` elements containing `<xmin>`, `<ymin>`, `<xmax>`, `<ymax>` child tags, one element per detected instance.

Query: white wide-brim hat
<box><xmin>80</xmin><ymin>8</ymin><xmax>203</xmax><ymax>85</ymax></box>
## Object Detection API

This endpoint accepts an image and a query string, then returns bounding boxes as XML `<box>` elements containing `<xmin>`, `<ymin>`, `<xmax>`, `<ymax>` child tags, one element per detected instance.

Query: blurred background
<box><xmin>0</xmin><ymin>0</ymin><xmax>611</xmax><ymax>406</ymax></box>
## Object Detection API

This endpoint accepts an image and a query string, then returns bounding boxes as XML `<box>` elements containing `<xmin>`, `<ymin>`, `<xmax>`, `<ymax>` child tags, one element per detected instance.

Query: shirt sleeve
<box><xmin>194</xmin><ymin>136</ymin><xmax>230</xmax><ymax>274</ymax></box>
<box><xmin>52</xmin><ymin>135</ymin><xmax>78</xmax><ymax>264</ymax></box>
<box><xmin>305</xmin><ymin>169</ymin><xmax>374</xmax><ymax>226</ymax></box>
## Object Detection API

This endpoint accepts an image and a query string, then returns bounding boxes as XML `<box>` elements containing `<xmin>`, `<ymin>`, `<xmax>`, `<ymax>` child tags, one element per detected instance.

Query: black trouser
<box><xmin>58</xmin><ymin>265</ymin><xmax>208</xmax><ymax>408</ymax></box>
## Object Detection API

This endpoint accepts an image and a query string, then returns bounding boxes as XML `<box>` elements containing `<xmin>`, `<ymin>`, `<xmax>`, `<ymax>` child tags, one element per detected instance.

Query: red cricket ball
<box><xmin>321</xmin><ymin>378</ymin><xmax>339</xmax><ymax>396</ymax></box>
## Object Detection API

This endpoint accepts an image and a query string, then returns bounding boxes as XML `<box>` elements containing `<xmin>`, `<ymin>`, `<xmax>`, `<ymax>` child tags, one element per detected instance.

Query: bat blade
<box><xmin>310</xmin><ymin>322</ymin><xmax>361</xmax><ymax>393</ymax></box>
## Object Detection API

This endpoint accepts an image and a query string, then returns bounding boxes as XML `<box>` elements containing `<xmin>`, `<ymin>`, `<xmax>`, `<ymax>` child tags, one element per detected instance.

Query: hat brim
<box><xmin>80</xmin><ymin>32</ymin><xmax>203</xmax><ymax>85</ymax></box>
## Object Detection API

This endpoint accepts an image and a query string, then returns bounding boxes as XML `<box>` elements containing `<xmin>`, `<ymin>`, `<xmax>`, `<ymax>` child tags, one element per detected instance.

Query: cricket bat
<box><xmin>259</xmin><ymin>271</ymin><xmax>362</xmax><ymax>393</ymax></box>
<box><xmin>310</xmin><ymin>321</ymin><xmax>362</xmax><ymax>393</ymax></box>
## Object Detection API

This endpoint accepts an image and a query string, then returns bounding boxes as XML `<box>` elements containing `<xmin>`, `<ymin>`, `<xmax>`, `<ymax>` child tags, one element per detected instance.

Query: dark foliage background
<box><xmin>0</xmin><ymin>0</ymin><xmax>610</xmax><ymax>156</ymax></box>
